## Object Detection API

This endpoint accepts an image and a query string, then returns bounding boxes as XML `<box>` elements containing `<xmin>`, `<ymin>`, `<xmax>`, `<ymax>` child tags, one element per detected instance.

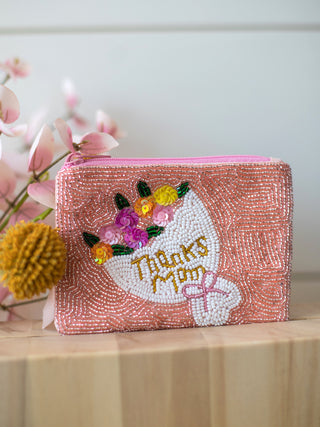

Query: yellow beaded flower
<box><xmin>0</xmin><ymin>221</ymin><xmax>66</xmax><ymax>300</ymax></box>
<box><xmin>153</xmin><ymin>185</ymin><xmax>178</xmax><ymax>206</ymax></box>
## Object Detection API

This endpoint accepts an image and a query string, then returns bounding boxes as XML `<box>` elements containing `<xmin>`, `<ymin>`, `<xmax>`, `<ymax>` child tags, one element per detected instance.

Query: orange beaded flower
<box><xmin>91</xmin><ymin>241</ymin><xmax>113</xmax><ymax>264</ymax></box>
<box><xmin>134</xmin><ymin>195</ymin><xmax>156</xmax><ymax>218</ymax></box>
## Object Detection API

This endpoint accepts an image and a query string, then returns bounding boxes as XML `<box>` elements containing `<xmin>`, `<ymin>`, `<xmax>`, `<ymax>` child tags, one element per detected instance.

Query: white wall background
<box><xmin>1</xmin><ymin>0</ymin><xmax>320</xmax><ymax>273</ymax></box>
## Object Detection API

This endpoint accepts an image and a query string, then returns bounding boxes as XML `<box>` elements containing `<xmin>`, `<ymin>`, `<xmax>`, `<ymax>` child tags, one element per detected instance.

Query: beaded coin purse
<box><xmin>54</xmin><ymin>155</ymin><xmax>293</xmax><ymax>334</ymax></box>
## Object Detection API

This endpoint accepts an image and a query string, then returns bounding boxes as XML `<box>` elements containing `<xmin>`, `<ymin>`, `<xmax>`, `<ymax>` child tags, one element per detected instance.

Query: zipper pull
<box><xmin>64</xmin><ymin>152</ymin><xmax>86</xmax><ymax>166</ymax></box>
<box><xmin>63</xmin><ymin>152</ymin><xmax>112</xmax><ymax>168</ymax></box>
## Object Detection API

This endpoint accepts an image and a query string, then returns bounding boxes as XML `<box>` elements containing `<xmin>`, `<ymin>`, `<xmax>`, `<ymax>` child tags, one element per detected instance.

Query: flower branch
<box><xmin>0</xmin><ymin>56</ymin><xmax>126</xmax><ymax>325</ymax></box>
<box><xmin>1</xmin><ymin>296</ymin><xmax>48</xmax><ymax>311</ymax></box>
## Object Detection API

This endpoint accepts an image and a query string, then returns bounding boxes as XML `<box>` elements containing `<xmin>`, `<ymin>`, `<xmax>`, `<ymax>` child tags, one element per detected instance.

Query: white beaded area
<box><xmin>189</xmin><ymin>277</ymin><xmax>241</xmax><ymax>326</ymax></box>
<box><xmin>104</xmin><ymin>190</ymin><xmax>241</xmax><ymax>325</ymax></box>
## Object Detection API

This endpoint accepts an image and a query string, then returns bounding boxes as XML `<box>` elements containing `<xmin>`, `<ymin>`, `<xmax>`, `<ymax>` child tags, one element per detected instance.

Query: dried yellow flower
<box><xmin>0</xmin><ymin>221</ymin><xmax>66</xmax><ymax>300</ymax></box>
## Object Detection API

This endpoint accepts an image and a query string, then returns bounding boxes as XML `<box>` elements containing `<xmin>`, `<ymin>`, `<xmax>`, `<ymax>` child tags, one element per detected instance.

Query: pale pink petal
<box><xmin>1</xmin><ymin>123</ymin><xmax>27</xmax><ymax>137</ymax></box>
<box><xmin>96</xmin><ymin>109</ymin><xmax>127</xmax><ymax>139</ymax></box>
<box><xmin>7</xmin><ymin>310</ymin><xmax>18</xmax><ymax>321</ymax></box>
<box><xmin>27</xmin><ymin>180</ymin><xmax>55</xmax><ymax>209</ymax></box>
<box><xmin>25</xmin><ymin>108</ymin><xmax>47</xmax><ymax>145</ymax></box>
<box><xmin>113</xmin><ymin>128</ymin><xmax>127</xmax><ymax>139</ymax></box>
<box><xmin>0</xmin><ymin>198</ymin><xmax>7</xmax><ymax>211</ymax></box>
<box><xmin>79</xmin><ymin>132</ymin><xmax>119</xmax><ymax>155</ymax></box>
<box><xmin>0</xmin><ymin>159</ymin><xmax>17</xmax><ymax>199</ymax></box>
<box><xmin>9</xmin><ymin>201</ymin><xmax>43</xmax><ymax>224</ymax></box>
<box><xmin>42</xmin><ymin>288</ymin><xmax>55</xmax><ymax>329</ymax></box>
<box><xmin>96</xmin><ymin>109</ymin><xmax>112</xmax><ymax>133</ymax></box>
<box><xmin>71</xmin><ymin>113</ymin><xmax>89</xmax><ymax>129</ymax></box>
<box><xmin>28</xmin><ymin>124</ymin><xmax>55</xmax><ymax>172</ymax></box>
<box><xmin>0</xmin><ymin>120</ymin><xmax>15</xmax><ymax>136</ymax></box>
<box><xmin>62</xmin><ymin>78</ymin><xmax>79</xmax><ymax>110</ymax></box>
<box><xmin>54</xmin><ymin>118</ymin><xmax>74</xmax><ymax>152</ymax></box>
<box><xmin>1</xmin><ymin>151</ymin><xmax>29</xmax><ymax>178</ymax></box>
<box><xmin>0</xmin><ymin>121</ymin><xmax>26</xmax><ymax>137</ymax></box>
<box><xmin>3</xmin><ymin>58</ymin><xmax>31</xmax><ymax>79</ymax></box>
<box><xmin>0</xmin><ymin>85</ymin><xmax>20</xmax><ymax>123</ymax></box>
<box><xmin>0</xmin><ymin>285</ymin><xmax>10</xmax><ymax>303</ymax></box>
<box><xmin>11</xmin><ymin>123</ymin><xmax>27</xmax><ymax>136</ymax></box>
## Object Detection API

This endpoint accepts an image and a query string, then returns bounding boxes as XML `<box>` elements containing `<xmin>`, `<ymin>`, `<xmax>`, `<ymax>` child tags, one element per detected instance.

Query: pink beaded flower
<box><xmin>124</xmin><ymin>228</ymin><xmax>149</xmax><ymax>249</ymax></box>
<box><xmin>115</xmin><ymin>208</ymin><xmax>139</xmax><ymax>230</ymax></box>
<box><xmin>99</xmin><ymin>224</ymin><xmax>122</xmax><ymax>245</ymax></box>
<box><xmin>152</xmin><ymin>204</ymin><xmax>174</xmax><ymax>227</ymax></box>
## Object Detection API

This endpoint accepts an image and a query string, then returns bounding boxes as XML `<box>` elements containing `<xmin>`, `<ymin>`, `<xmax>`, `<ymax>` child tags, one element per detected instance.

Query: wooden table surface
<box><xmin>1</xmin><ymin>280</ymin><xmax>320</xmax><ymax>427</ymax></box>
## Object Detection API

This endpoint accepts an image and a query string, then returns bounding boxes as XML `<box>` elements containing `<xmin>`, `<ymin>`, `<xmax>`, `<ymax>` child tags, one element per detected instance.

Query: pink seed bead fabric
<box><xmin>55</xmin><ymin>161</ymin><xmax>293</xmax><ymax>335</ymax></box>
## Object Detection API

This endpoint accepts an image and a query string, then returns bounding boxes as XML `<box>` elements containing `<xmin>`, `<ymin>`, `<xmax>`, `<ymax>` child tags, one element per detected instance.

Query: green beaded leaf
<box><xmin>83</xmin><ymin>232</ymin><xmax>100</xmax><ymax>248</ymax></box>
<box><xmin>115</xmin><ymin>193</ymin><xmax>130</xmax><ymax>210</ymax></box>
<box><xmin>147</xmin><ymin>226</ymin><xmax>164</xmax><ymax>239</ymax></box>
<box><xmin>177</xmin><ymin>182</ymin><xmax>189</xmax><ymax>198</ymax></box>
<box><xmin>111</xmin><ymin>244</ymin><xmax>134</xmax><ymax>255</ymax></box>
<box><xmin>137</xmin><ymin>181</ymin><xmax>152</xmax><ymax>197</ymax></box>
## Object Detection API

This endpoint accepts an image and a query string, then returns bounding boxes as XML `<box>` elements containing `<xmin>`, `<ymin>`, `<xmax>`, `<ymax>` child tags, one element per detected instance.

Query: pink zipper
<box><xmin>62</xmin><ymin>153</ymin><xmax>274</xmax><ymax>169</ymax></box>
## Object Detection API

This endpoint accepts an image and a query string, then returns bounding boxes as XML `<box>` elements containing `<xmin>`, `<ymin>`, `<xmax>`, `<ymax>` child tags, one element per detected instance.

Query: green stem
<box><xmin>0</xmin><ymin>192</ymin><xmax>29</xmax><ymax>232</ymax></box>
<box><xmin>0</xmin><ymin>296</ymin><xmax>48</xmax><ymax>310</ymax></box>
<box><xmin>0</xmin><ymin>151</ymin><xmax>70</xmax><ymax>228</ymax></box>
<box><xmin>1</xmin><ymin>74</ymin><xmax>10</xmax><ymax>85</ymax></box>
<box><xmin>32</xmin><ymin>208</ymin><xmax>53</xmax><ymax>223</ymax></box>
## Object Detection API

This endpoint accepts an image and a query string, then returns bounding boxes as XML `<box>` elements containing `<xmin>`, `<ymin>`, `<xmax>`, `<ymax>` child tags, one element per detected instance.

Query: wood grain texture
<box><xmin>0</xmin><ymin>302</ymin><xmax>320</xmax><ymax>427</ymax></box>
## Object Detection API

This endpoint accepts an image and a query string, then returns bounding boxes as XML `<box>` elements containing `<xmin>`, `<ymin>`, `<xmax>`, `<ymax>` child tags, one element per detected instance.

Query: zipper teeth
<box><xmin>63</xmin><ymin>155</ymin><xmax>274</xmax><ymax>169</ymax></box>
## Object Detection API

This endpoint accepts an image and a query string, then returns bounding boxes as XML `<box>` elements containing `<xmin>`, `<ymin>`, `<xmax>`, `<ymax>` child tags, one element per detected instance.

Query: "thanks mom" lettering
<box><xmin>131</xmin><ymin>236</ymin><xmax>209</xmax><ymax>293</ymax></box>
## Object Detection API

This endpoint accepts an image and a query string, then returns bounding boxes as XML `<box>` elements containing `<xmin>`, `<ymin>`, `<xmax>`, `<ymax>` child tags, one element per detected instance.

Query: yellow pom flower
<box><xmin>153</xmin><ymin>185</ymin><xmax>178</xmax><ymax>206</ymax></box>
<box><xmin>0</xmin><ymin>221</ymin><xmax>66</xmax><ymax>300</ymax></box>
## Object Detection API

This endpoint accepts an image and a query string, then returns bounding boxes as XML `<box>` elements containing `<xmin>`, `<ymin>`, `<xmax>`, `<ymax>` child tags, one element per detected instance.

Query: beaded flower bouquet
<box><xmin>55</xmin><ymin>155</ymin><xmax>292</xmax><ymax>334</ymax></box>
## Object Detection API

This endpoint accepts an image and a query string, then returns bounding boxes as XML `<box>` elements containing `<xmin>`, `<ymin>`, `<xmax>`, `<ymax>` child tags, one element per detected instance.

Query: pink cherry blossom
<box><xmin>71</xmin><ymin>113</ymin><xmax>89</xmax><ymax>130</ymax></box>
<box><xmin>96</xmin><ymin>109</ymin><xmax>127</xmax><ymax>139</ymax></box>
<box><xmin>99</xmin><ymin>224</ymin><xmax>122</xmax><ymax>245</ymax></box>
<box><xmin>0</xmin><ymin>85</ymin><xmax>20</xmax><ymax>124</ymax></box>
<box><xmin>1</xmin><ymin>151</ymin><xmax>29</xmax><ymax>179</ymax></box>
<box><xmin>0</xmin><ymin>85</ymin><xmax>26</xmax><ymax>141</ymax></box>
<box><xmin>0</xmin><ymin>159</ymin><xmax>17</xmax><ymax>200</ymax></box>
<box><xmin>27</xmin><ymin>180</ymin><xmax>55</xmax><ymax>209</ymax></box>
<box><xmin>9</xmin><ymin>201</ymin><xmax>43</xmax><ymax>224</ymax></box>
<box><xmin>152</xmin><ymin>204</ymin><xmax>174</xmax><ymax>227</ymax></box>
<box><xmin>28</xmin><ymin>124</ymin><xmax>55</xmax><ymax>172</ymax></box>
<box><xmin>0</xmin><ymin>198</ymin><xmax>7</xmax><ymax>211</ymax></box>
<box><xmin>79</xmin><ymin>131</ymin><xmax>119</xmax><ymax>155</ymax></box>
<box><xmin>24</xmin><ymin>108</ymin><xmax>48</xmax><ymax>145</ymax></box>
<box><xmin>0</xmin><ymin>122</ymin><xmax>27</xmax><ymax>137</ymax></box>
<box><xmin>55</xmin><ymin>118</ymin><xmax>119</xmax><ymax>155</ymax></box>
<box><xmin>54</xmin><ymin>118</ymin><xmax>74</xmax><ymax>152</ymax></box>
<box><xmin>62</xmin><ymin>78</ymin><xmax>79</xmax><ymax>110</ymax></box>
<box><xmin>0</xmin><ymin>58</ymin><xmax>31</xmax><ymax>79</ymax></box>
